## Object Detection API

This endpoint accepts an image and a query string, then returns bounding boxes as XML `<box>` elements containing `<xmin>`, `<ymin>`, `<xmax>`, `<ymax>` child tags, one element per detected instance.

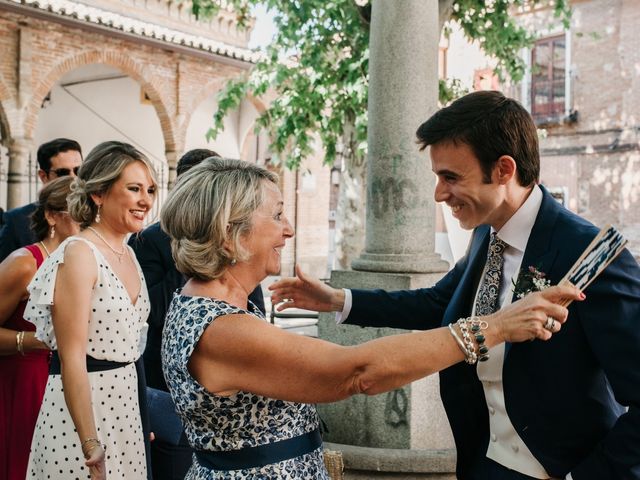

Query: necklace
<box><xmin>87</xmin><ymin>226</ymin><xmax>127</xmax><ymax>262</ymax></box>
<box><xmin>39</xmin><ymin>241</ymin><xmax>51</xmax><ymax>258</ymax></box>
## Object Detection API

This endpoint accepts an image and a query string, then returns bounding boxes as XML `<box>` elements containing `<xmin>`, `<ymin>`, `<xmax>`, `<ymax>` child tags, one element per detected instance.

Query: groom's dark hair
<box><xmin>416</xmin><ymin>90</ymin><xmax>539</xmax><ymax>187</ymax></box>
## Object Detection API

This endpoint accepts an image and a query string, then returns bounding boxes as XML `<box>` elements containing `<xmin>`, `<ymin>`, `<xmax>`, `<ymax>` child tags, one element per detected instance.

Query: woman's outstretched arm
<box><xmin>189</xmin><ymin>284</ymin><xmax>581</xmax><ymax>404</ymax></box>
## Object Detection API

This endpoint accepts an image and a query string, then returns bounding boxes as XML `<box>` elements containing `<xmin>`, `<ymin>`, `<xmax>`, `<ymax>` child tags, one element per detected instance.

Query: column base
<box><xmin>318</xmin><ymin>269</ymin><xmax>455</xmax><ymax>451</ymax></box>
<box><xmin>323</xmin><ymin>442</ymin><xmax>456</xmax><ymax>479</ymax></box>
<box><xmin>352</xmin><ymin>251</ymin><xmax>450</xmax><ymax>273</ymax></box>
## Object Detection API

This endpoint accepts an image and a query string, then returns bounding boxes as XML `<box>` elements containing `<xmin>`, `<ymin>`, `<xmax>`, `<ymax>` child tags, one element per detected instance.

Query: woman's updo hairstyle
<box><xmin>30</xmin><ymin>176</ymin><xmax>74</xmax><ymax>241</ymax></box>
<box><xmin>67</xmin><ymin>141</ymin><xmax>157</xmax><ymax>228</ymax></box>
<box><xmin>161</xmin><ymin>157</ymin><xmax>279</xmax><ymax>281</ymax></box>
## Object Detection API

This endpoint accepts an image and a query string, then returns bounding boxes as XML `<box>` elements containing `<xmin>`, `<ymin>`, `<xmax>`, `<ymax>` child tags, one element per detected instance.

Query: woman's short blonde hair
<box><xmin>67</xmin><ymin>141</ymin><xmax>158</xmax><ymax>228</ymax></box>
<box><xmin>160</xmin><ymin>157</ymin><xmax>279</xmax><ymax>281</ymax></box>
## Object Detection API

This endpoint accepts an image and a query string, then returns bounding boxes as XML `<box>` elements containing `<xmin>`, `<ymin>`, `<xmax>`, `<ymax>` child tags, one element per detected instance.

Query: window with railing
<box><xmin>531</xmin><ymin>35</ymin><xmax>566</xmax><ymax>121</ymax></box>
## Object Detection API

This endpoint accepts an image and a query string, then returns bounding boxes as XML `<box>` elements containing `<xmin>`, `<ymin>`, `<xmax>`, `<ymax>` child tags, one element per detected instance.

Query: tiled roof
<box><xmin>6</xmin><ymin>0</ymin><xmax>261</xmax><ymax>63</ymax></box>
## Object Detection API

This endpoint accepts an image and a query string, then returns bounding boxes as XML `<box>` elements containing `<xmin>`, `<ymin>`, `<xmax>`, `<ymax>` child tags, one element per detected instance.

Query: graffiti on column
<box><xmin>384</xmin><ymin>388</ymin><xmax>408</xmax><ymax>427</ymax></box>
<box><xmin>371</xmin><ymin>176</ymin><xmax>418</xmax><ymax>219</ymax></box>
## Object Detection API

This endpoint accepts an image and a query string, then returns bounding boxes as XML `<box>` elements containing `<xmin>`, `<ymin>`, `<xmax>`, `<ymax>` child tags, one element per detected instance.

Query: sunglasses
<box><xmin>48</xmin><ymin>167</ymin><xmax>80</xmax><ymax>177</ymax></box>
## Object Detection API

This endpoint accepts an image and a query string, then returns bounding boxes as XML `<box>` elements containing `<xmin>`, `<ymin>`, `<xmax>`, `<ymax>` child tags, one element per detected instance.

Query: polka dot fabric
<box><xmin>162</xmin><ymin>296</ymin><xmax>329</xmax><ymax>480</ymax></box>
<box><xmin>24</xmin><ymin>237</ymin><xmax>150</xmax><ymax>479</ymax></box>
<box><xmin>26</xmin><ymin>237</ymin><xmax>148</xmax><ymax>360</ymax></box>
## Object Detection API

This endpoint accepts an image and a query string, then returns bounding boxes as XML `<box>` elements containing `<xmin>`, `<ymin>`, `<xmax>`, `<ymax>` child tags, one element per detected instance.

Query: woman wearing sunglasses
<box><xmin>25</xmin><ymin>141</ymin><xmax>157</xmax><ymax>480</ymax></box>
<box><xmin>0</xmin><ymin>176</ymin><xmax>79</xmax><ymax>480</ymax></box>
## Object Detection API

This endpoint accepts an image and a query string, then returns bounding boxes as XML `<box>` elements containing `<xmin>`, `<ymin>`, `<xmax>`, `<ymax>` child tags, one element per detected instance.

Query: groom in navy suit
<box><xmin>271</xmin><ymin>91</ymin><xmax>640</xmax><ymax>479</ymax></box>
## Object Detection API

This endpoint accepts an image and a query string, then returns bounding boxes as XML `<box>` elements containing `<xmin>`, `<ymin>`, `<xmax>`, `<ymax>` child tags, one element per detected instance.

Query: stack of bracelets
<box><xmin>448</xmin><ymin>317</ymin><xmax>490</xmax><ymax>364</ymax></box>
<box><xmin>81</xmin><ymin>437</ymin><xmax>106</xmax><ymax>459</ymax></box>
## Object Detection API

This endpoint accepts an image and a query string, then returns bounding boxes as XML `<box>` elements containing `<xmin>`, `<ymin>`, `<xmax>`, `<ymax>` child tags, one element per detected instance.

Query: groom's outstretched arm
<box><xmin>347</xmin><ymin>254</ymin><xmax>468</xmax><ymax>331</ymax></box>
<box><xmin>270</xmin><ymin>227</ymin><xmax>484</xmax><ymax>333</ymax></box>
<box><xmin>270</xmin><ymin>264</ymin><xmax>348</xmax><ymax>313</ymax></box>
<box><xmin>270</xmin><ymin>253</ymin><xmax>468</xmax><ymax>332</ymax></box>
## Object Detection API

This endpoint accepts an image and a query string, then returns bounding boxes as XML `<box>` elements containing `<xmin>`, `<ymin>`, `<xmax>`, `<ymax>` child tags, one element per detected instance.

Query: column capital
<box><xmin>8</xmin><ymin>136</ymin><xmax>32</xmax><ymax>157</ymax></box>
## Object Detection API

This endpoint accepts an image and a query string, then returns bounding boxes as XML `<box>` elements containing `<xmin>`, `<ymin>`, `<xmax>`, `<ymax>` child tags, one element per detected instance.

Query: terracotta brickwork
<box><xmin>508</xmin><ymin>0</ymin><xmax>640</xmax><ymax>255</ymax></box>
<box><xmin>0</xmin><ymin>11</ymin><xmax>244</xmax><ymax>155</ymax></box>
<box><xmin>536</xmin><ymin>0</ymin><xmax>640</xmax><ymax>255</ymax></box>
<box><xmin>0</xmin><ymin>5</ymin><xmax>331</xmax><ymax>274</ymax></box>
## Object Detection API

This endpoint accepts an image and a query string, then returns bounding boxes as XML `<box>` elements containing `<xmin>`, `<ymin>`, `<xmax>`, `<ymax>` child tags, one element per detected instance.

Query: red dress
<box><xmin>0</xmin><ymin>244</ymin><xmax>50</xmax><ymax>480</ymax></box>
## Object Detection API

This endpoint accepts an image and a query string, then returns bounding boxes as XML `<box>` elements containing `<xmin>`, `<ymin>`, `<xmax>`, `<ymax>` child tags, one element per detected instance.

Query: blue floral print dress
<box><xmin>162</xmin><ymin>295</ymin><xmax>329</xmax><ymax>479</ymax></box>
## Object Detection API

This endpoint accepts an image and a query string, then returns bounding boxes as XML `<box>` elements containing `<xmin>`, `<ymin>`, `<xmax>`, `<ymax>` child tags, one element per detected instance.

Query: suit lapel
<box><xmin>504</xmin><ymin>186</ymin><xmax>561</xmax><ymax>356</ymax></box>
<box><xmin>443</xmin><ymin>225</ymin><xmax>491</xmax><ymax>326</ymax></box>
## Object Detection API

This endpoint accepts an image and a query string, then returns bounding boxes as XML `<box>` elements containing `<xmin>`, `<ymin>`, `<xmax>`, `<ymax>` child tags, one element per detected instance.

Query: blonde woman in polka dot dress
<box><xmin>25</xmin><ymin>142</ymin><xmax>157</xmax><ymax>480</ymax></box>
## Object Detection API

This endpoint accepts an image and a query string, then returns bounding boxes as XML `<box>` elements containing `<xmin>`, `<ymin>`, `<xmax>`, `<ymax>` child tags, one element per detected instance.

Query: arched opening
<box><xmin>184</xmin><ymin>93</ymin><xmax>264</xmax><ymax>162</ymax></box>
<box><xmin>33</xmin><ymin>64</ymin><xmax>168</xmax><ymax>219</ymax></box>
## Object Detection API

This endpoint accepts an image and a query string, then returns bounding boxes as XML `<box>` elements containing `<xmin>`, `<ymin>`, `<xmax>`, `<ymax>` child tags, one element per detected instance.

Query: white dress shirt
<box><xmin>474</xmin><ymin>185</ymin><xmax>550</xmax><ymax>478</ymax></box>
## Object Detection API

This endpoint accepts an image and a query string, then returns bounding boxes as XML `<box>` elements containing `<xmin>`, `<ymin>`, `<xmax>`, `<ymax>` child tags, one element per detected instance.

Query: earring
<box><xmin>50</xmin><ymin>225</ymin><xmax>55</xmax><ymax>239</ymax></box>
<box><xmin>95</xmin><ymin>205</ymin><xmax>101</xmax><ymax>224</ymax></box>
<box><xmin>230</xmin><ymin>258</ymin><xmax>237</xmax><ymax>266</ymax></box>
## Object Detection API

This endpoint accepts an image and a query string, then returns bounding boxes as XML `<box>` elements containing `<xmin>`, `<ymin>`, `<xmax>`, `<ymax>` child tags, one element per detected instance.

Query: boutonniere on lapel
<box><xmin>512</xmin><ymin>266</ymin><xmax>552</xmax><ymax>299</ymax></box>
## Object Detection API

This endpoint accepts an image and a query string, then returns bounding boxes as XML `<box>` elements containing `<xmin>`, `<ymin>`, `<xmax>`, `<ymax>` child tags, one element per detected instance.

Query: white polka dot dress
<box><xmin>24</xmin><ymin>237</ymin><xmax>150</xmax><ymax>479</ymax></box>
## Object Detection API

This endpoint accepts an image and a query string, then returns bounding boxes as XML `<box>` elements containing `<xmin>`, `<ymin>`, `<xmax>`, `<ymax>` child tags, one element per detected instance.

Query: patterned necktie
<box><xmin>474</xmin><ymin>233</ymin><xmax>507</xmax><ymax>316</ymax></box>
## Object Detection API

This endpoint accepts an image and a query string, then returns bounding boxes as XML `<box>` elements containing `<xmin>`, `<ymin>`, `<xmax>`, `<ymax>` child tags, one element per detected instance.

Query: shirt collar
<box><xmin>492</xmin><ymin>184</ymin><xmax>543</xmax><ymax>252</ymax></box>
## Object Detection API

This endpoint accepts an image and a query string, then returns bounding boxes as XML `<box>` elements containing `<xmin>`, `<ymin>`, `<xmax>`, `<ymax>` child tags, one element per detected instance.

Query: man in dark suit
<box><xmin>129</xmin><ymin>149</ymin><xmax>265</xmax><ymax>480</ymax></box>
<box><xmin>271</xmin><ymin>91</ymin><xmax>640</xmax><ymax>479</ymax></box>
<box><xmin>0</xmin><ymin>138</ymin><xmax>82</xmax><ymax>262</ymax></box>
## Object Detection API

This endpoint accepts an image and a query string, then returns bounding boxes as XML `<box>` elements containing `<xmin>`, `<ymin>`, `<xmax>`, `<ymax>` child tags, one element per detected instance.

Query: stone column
<box><xmin>351</xmin><ymin>0</ymin><xmax>448</xmax><ymax>274</ymax></box>
<box><xmin>317</xmin><ymin>1</ymin><xmax>456</xmax><ymax>474</ymax></box>
<box><xmin>7</xmin><ymin>137</ymin><xmax>34</xmax><ymax>209</ymax></box>
<box><xmin>165</xmin><ymin>149</ymin><xmax>178</xmax><ymax>189</ymax></box>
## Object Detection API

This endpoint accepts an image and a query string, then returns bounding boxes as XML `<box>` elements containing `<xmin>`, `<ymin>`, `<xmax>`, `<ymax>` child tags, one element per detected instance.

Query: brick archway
<box><xmin>245</xmin><ymin>94</ymin><xmax>267</xmax><ymax>115</ymax></box>
<box><xmin>24</xmin><ymin>50</ymin><xmax>176</xmax><ymax>154</ymax></box>
<box><xmin>177</xmin><ymin>78</ymin><xmax>226</xmax><ymax>150</ymax></box>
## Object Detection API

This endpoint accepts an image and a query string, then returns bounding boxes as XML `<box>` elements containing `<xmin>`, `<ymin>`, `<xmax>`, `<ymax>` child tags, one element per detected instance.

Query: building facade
<box><xmin>517</xmin><ymin>0</ymin><xmax>640</xmax><ymax>256</ymax></box>
<box><xmin>0</xmin><ymin>0</ymin><xmax>331</xmax><ymax>277</ymax></box>
<box><xmin>441</xmin><ymin>0</ymin><xmax>640</xmax><ymax>258</ymax></box>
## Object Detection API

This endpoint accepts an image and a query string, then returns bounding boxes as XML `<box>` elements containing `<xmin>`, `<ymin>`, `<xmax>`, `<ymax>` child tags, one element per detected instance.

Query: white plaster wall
<box><xmin>444</xmin><ymin>22</ymin><xmax>493</xmax><ymax>90</ymax></box>
<box><xmin>184</xmin><ymin>94</ymin><xmax>243</xmax><ymax>158</ymax></box>
<box><xmin>238</xmin><ymin>99</ymin><xmax>260</xmax><ymax>151</ymax></box>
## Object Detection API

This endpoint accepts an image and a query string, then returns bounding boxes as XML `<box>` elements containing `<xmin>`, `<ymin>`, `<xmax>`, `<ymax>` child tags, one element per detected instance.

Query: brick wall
<box><xmin>535</xmin><ymin>0</ymin><xmax>640</xmax><ymax>255</ymax></box>
<box><xmin>0</xmin><ymin>6</ymin><xmax>331</xmax><ymax>274</ymax></box>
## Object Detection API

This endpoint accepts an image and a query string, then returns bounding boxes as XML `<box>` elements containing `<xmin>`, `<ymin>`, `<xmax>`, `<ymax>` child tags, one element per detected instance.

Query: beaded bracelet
<box><xmin>468</xmin><ymin>317</ymin><xmax>490</xmax><ymax>362</ymax></box>
<box><xmin>450</xmin><ymin>317</ymin><xmax>490</xmax><ymax>364</ymax></box>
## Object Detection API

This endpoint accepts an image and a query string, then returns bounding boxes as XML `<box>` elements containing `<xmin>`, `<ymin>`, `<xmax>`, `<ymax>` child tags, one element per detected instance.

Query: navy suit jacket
<box><xmin>347</xmin><ymin>186</ymin><xmax>640</xmax><ymax>480</ymax></box>
<box><xmin>0</xmin><ymin>202</ymin><xmax>37</xmax><ymax>262</ymax></box>
<box><xmin>129</xmin><ymin>222</ymin><xmax>265</xmax><ymax>391</ymax></box>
